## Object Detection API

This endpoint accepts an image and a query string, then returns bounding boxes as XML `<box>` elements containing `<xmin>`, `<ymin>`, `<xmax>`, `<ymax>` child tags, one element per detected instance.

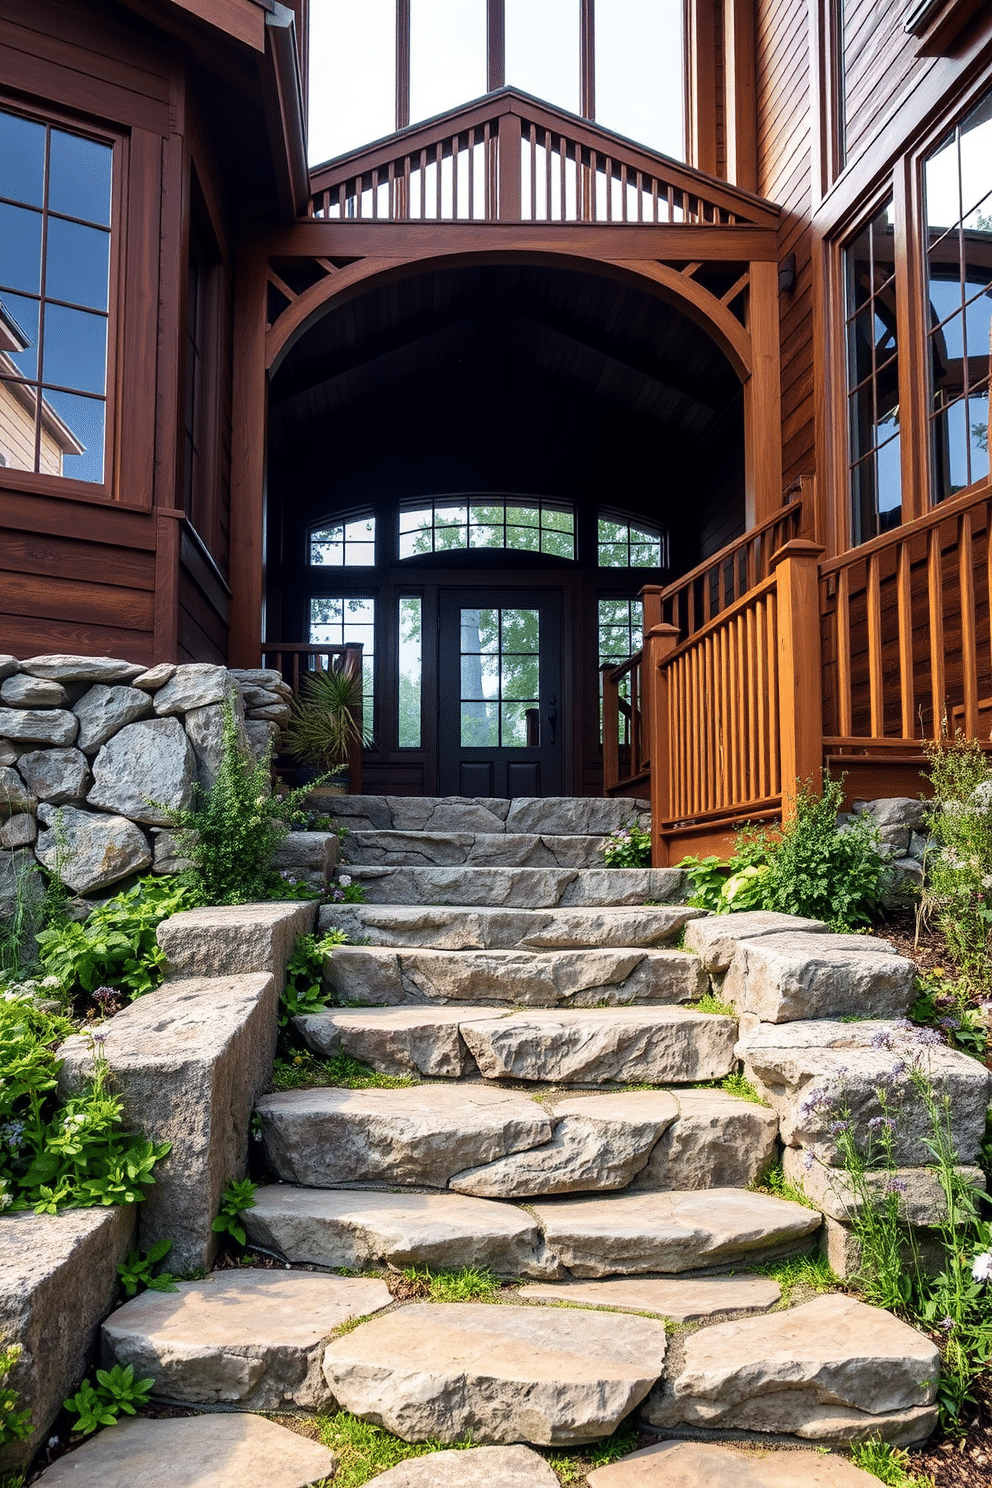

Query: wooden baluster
<box><xmin>767</xmin><ymin>591</ymin><xmax>781</xmax><ymax>796</ymax></box>
<box><xmin>630</xmin><ymin>660</ymin><xmax>641</xmax><ymax>777</ymax></box>
<box><xmin>751</xmin><ymin>598</ymin><xmax>765</xmax><ymax>799</ymax></box>
<box><xmin>927</xmin><ymin>524</ymin><xmax>946</xmax><ymax>736</ymax></box>
<box><xmin>601</xmin><ymin>664</ymin><xmax>619</xmax><ymax>793</ymax></box>
<box><xmin>728</xmin><ymin>614</ymin><xmax>740</xmax><ymax>806</ymax></box>
<box><xmin>718</xmin><ymin>624</ymin><xmax>729</xmax><ymax>809</ymax></box>
<box><xmin>589</xmin><ymin>149</ymin><xmax>598</xmax><ymax>220</ymax></box>
<box><xmin>667</xmin><ymin>184</ymin><xmax>674</xmax><ymax>222</ymax></box>
<box><xmin>959</xmin><ymin>509</ymin><xmax>979</xmax><ymax>737</ymax></box>
<box><xmin>690</xmin><ymin>644</ymin><xmax>702</xmax><ymax>815</ymax></box>
<box><xmin>651</xmin><ymin>177</ymin><xmax>658</xmax><ymax>221</ymax></box>
<box><xmin>896</xmin><ymin>540</ymin><xmax>915</xmax><ymax>739</ymax></box>
<box><xmin>529</xmin><ymin>123</ymin><xmax>537</xmax><ymax>219</ymax></box>
<box><xmin>645</xmin><ymin>624</ymin><xmax>680</xmax><ymax>866</ymax></box>
<box><xmin>867</xmin><ymin>552</ymin><xmax>884</xmax><ymax>737</ymax></box>
<box><xmin>773</xmin><ymin>540</ymin><xmax>825</xmax><ymax>817</ymax></box>
<box><xmin>559</xmin><ymin>136</ymin><xmax>568</xmax><ymax>220</ymax></box>
<box><xmin>545</xmin><ymin>129</ymin><xmax>552</xmax><ymax>221</ymax></box>
<box><xmin>372</xmin><ymin>167</ymin><xmax>379</xmax><ymax>220</ymax></box>
<box><xmin>451</xmin><ymin>138</ymin><xmax>459</xmax><ymax>219</ymax></box>
<box><xmin>676</xmin><ymin>656</ymin><xmax>687</xmax><ymax>818</ymax></box>
<box><xmin>620</xmin><ymin>162</ymin><xmax>628</xmax><ymax>222</ymax></box>
<box><xmin>636</xmin><ymin>169</ymin><xmax>644</xmax><ymax>222</ymax></box>
<box><xmin>419</xmin><ymin>148</ymin><xmax>427</xmax><ymax>218</ymax></box>
<box><xmin>435</xmin><ymin>141</ymin><xmax>443</xmax><ymax>218</ymax></box>
<box><xmin>467</xmin><ymin>128</ymin><xmax>475</xmax><ymax>218</ymax></box>
<box><xmin>836</xmin><ymin>565</ymin><xmax>852</xmax><ymax>737</ymax></box>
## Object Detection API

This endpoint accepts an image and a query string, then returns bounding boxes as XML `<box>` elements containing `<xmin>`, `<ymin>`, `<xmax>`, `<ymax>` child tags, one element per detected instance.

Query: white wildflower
<box><xmin>971</xmin><ymin>1251</ymin><xmax>992</xmax><ymax>1283</ymax></box>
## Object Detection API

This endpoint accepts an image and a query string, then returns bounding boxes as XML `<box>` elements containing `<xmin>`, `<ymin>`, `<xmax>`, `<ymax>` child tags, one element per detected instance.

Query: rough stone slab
<box><xmin>133</xmin><ymin>662</ymin><xmax>176</xmax><ymax>690</ymax></box>
<box><xmin>31</xmin><ymin>1413</ymin><xmax>335</xmax><ymax>1488</ymax></box>
<box><xmin>0</xmin><ymin>707</ymin><xmax>78</xmax><ymax>745</ymax></box>
<box><xmin>21</xmin><ymin>654</ymin><xmax>145</xmax><ymax>684</ymax></box>
<box><xmin>230</xmin><ymin>667</ymin><xmax>292</xmax><ymax>694</ymax></box>
<box><xmin>346</xmin><ymin>829</ymin><xmax>610</xmax><ymax>868</ymax></box>
<box><xmin>372</xmin><ymin>1445</ymin><xmax>560</xmax><ymax>1486</ymax></box>
<box><xmin>461</xmin><ymin>1007</ymin><xmax>738</xmax><ymax>1084</ymax></box>
<box><xmin>1</xmin><ymin>811</ymin><xmax>36</xmax><ymax>847</ymax></box>
<box><xmin>630</xmin><ymin>1088</ymin><xmax>779</xmax><ymax>1191</ymax></box>
<box><xmin>318</xmin><ymin>902</ymin><xmax>701</xmax><ymax>951</ymax></box>
<box><xmin>450</xmin><ymin>1091</ymin><xmax>680</xmax><ymax>1198</ymax></box>
<box><xmin>645</xmin><ymin>1293</ymin><xmax>938</xmax><ymax>1445</ymax></box>
<box><xmin>1</xmin><ymin>674</ymin><xmax>67</xmax><ymax>706</ymax></box>
<box><xmin>103</xmin><ymin>1270</ymin><xmax>391</xmax><ymax>1411</ymax></box>
<box><xmin>0</xmin><ymin>655</ymin><xmax>18</xmax><ymax>680</ymax></box>
<box><xmin>723</xmin><ymin>932</ymin><xmax>915</xmax><ymax>1023</ymax></box>
<box><xmin>58</xmin><ymin>972</ymin><xmax>278</xmax><ymax>1272</ymax></box>
<box><xmin>157</xmin><ymin>900</ymin><xmax>317</xmax><ymax>986</ymax></box>
<box><xmin>181</xmin><ymin>700</ymin><xmax>245</xmax><ymax>789</ymax></box>
<box><xmin>35</xmin><ymin>803</ymin><xmax>152</xmax><ymax>894</ymax></box>
<box><xmin>245</xmin><ymin>718</ymin><xmax>279</xmax><ymax>764</ymax></box>
<box><xmin>518</xmin><ymin>1275</ymin><xmax>782</xmax><ymax>1320</ymax></box>
<box><xmin>87</xmin><ymin>716</ymin><xmax>195</xmax><ymax>825</ymax></box>
<box><xmin>0</xmin><ymin>764</ymin><xmax>35</xmax><ymax>816</ymax></box>
<box><xmin>0</xmin><ymin>1208</ymin><xmax>135</xmax><ymax>1472</ymax></box>
<box><xmin>781</xmin><ymin>1146</ymin><xmax>986</xmax><ymax>1224</ymax></box>
<box><xmin>243</xmin><ymin>1185</ymin><xmax>549</xmax><ymax>1275</ymax></box>
<box><xmin>322</xmin><ymin>944</ymin><xmax>707</xmax><ymax>1008</ymax></box>
<box><xmin>532</xmin><ymin>1189</ymin><xmax>820</xmax><ymax>1276</ymax></box>
<box><xmin>322</xmin><ymin>1301</ymin><xmax>668</xmax><ymax>1445</ymax></box>
<box><xmin>586</xmin><ymin>1441</ymin><xmax>898</xmax><ymax>1488</ymax></box>
<box><xmin>683</xmin><ymin>912</ymin><xmax>831</xmax><ymax>973</ymax></box>
<box><xmin>338</xmin><ymin>864</ymin><xmax>686</xmax><ymax>907</ymax></box>
<box><xmin>296</xmin><ymin>1005</ymin><xmax>478</xmax><ymax>1077</ymax></box>
<box><xmin>854</xmin><ymin>797</ymin><xmax>928</xmax><ymax>831</ymax></box>
<box><xmin>257</xmin><ymin>1084</ymin><xmax>552</xmax><ymax>1187</ymax></box>
<box><xmin>315</xmin><ymin>794</ymin><xmax>649</xmax><ymax>836</ymax></box>
<box><xmin>273</xmin><ymin>832</ymin><xmax>338</xmax><ymax>878</ymax></box>
<box><xmin>152</xmin><ymin>663</ymin><xmax>236</xmax><ymax>715</ymax></box>
<box><xmin>151</xmin><ymin>827</ymin><xmax>191</xmax><ymax>875</ymax></box>
<box><xmin>738</xmin><ymin>1020</ymin><xmax>992</xmax><ymax>1167</ymax></box>
<box><xmin>17</xmin><ymin>746</ymin><xmax>90</xmax><ymax>803</ymax></box>
<box><xmin>72</xmin><ymin>684</ymin><xmax>153</xmax><ymax>751</ymax></box>
<box><xmin>0</xmin><ymin>848</ymin><xmax>45</xmax><ymax>922</ymax></box>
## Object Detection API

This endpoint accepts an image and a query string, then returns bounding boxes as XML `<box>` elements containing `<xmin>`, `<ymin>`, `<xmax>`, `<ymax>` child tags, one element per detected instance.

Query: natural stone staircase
<box><xmin>82</xmin><ymin>794</ymin><xmax>992</xmax><ymax>1485</ymax></box>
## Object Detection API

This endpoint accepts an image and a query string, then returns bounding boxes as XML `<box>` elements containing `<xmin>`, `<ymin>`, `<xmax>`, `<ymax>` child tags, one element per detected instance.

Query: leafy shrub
<box><xmin>64</xmin><ymin>1364</ymin><xmax>154</xmax><ymax>1436</ymax></box>
<box><xmin>0</xmin><ymin>1341</ymin><xmax>31</xmax><ymax>1448</ymax></box>
<box><xmin>212</xmin><ymin>1176</ymin><xmax>258</xmax><ymax>1247</ymax></box>
<box><xmin>167</xmin><ymin>699</ymin><xmax>316</xmax><ymax>906</ymax></box>
<box><xmin>921</xmin><ymin>737</ymin><xmax>992</xmax><ymax>992</ymax></box>
<box><xmin>280</xmin><ymin>930</ymin><xmax>348</xmax><ymax>1027</ymax></box>
<box><xmin>601</xmin><ymin>821</ymin><xmax>652</xmax><ymax>868</ymax></box>
<box><xmin>36</xmin><ymin>876</ymin><xmax>192</xmax><ymax>1005</ymax></box>
<box><xmin>117</xmin><ymin>1239</ymin><xmax>177</xmax><ymax>1299</ymax></box>
<box><xmin>0</xmin><ymin>993</ymin><xmax>169</xmax><ymax>1214</ymax></box>
<box><xmin>681</xmin><ymin>775</ymin><xmax>887</xmax><ymax>930</ymax></box>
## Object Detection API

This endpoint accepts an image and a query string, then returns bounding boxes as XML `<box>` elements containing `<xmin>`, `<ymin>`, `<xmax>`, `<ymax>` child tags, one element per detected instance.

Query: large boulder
<box><xmin>87</xmin><ymin>717</ymin><xmax>195</xmax><ymax>825</ymax></box>
<box><xmin>35</xmin><ymin>803</ymin><xmax>152</xmax><ymax>894</ymax></box>
<box><xmin>152</xmin><ymin>664</ymin><xmax>236</xmax><ymax>716</ymax></box>
<box><xmin>722</xmin><ymin>931</ymin><xmax>916</xmax><ymax>1023</ymax></box>
<box><xmin>16</xmin><ymin>747</ymin><xmax>90</xmax><ymax>804</ymax></box>
<box><xmin>73</xmin><ymin>684</ymin><xmax>153</xmax><ymax>752</ymax></box>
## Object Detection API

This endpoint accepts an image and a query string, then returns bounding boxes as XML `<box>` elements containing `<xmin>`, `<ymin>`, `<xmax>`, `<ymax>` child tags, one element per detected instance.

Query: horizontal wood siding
<box><xmin>842</xmin><ymin>0</ymin><xmax>927</xmax><ymax>163</ymax></box>
<box><xmin>755</xmin><ymin>0</ymin><xmax>815</xmax><ymax>493</ymax></box>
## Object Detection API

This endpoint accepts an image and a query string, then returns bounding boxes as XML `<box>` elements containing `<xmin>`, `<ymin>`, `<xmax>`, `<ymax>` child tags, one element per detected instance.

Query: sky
<box><xmin>307</xmin><ymin>0</ymin><xmax>685</xmax><ymax>167</ymax></box>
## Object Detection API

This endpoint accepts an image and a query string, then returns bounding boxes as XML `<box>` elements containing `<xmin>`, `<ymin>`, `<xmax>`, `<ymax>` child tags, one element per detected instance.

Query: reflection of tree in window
<box><xmin>399</xmin><ymin>498</ymin><xmax>575</xmax><ymax>559</ymax></box>
<box><xmin>924</xmin><ymin>91</ymin><xmax>992</xmax><ymax>503</ymax></box>
<box><xmin>0</xmin><ymin>107</ymin><xmax>112</xmax><ymax>484</ymax></box>
<box><xmin>459</xmin><ymin>607</ymin><xmax>540</xmax><ymax>749</ymax></box>
<box><xmin>309</xmin><ymin>596</ymin><xmax>376</xmax><ymax>737</ymax></box>
<box><xmin>597</xmin><ymin>517</ymin><xmax>665</xmax><ymax>568</ymax></box>
<box><xmin>310</xmin><ymin>515</ymin><xmax>376</xmax><ymax>566</ymax></box>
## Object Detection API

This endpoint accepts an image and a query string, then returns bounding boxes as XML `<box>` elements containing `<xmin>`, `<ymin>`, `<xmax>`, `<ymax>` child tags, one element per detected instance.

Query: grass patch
<box><xmin>720</xmin><ymin>1072</ymin><xmax>767</xmax><ymax>1104</ymax></box>
<box><xmin>848</xmin><ymin>1437</ymin><xmax>935</xmax><ymax>1487</ymax></box>
<box><xmin>693</xmin><ymin>992</ymin><xmax>735</xmax><ymax>1016</ymax></box>
<box><xmin>752</xmin><ymin>1161</ymin><xmax>812</xmax><ymax>1207</ymax></box>
<box><xmin>314</xmin><ymin>1413</ymin><xmax>473</xmax><ymax>1487</ymax></box>
<box><xmin>270</xmin><ymin>1048</ymin><xmax>416</xmax><ymax>1091</ymax></box>
<box><xmin>546</xmin><ymin>1421</ymin><xmax>641</xmax><ymax>1483</ymax></box>
<box><xmin>400</xmin><ymin>1266</ymin><xmax>500</xmax><ymax>1303</ymax></box>
<box><xmin>754</xmin><ymin>1253</ymin><xmax>840</xmax><ymax>1305</ymax></box>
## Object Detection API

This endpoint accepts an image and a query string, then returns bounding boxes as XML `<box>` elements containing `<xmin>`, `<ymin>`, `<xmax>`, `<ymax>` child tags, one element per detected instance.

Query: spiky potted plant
<box><xmin>281</xmin><ymin>664</ymin><xmax>371</xmax><ymax>792</ymax></box>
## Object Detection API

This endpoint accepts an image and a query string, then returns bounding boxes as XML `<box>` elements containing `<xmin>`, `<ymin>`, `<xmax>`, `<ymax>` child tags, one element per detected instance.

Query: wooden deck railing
<box><xmin>259</xmin><ymin>642</ymin><xmax>365</xmax><ymax>794</ymax></box>
<box><xmin>601</xmin><ymin>653</ymin><xmax>646</xmax><ymax>796</ymax></box>
<box><xmin>819</xmin><ymin>483</ymin><xmax>992</xmax><ymax>764</ymax></box>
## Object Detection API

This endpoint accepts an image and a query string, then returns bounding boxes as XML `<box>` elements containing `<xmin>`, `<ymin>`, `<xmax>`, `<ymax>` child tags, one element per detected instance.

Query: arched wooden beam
<box><xmin>265</xmin><ymin>248</ymin><xmax>752</xmax><ymax>382</ymax></box>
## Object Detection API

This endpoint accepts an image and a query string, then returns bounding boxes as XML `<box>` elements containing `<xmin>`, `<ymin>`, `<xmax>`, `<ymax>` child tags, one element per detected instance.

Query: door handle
<box><xmin>547</xmin><ymin>696</ymin><xmax>558</xmax><ymax>744</ymax></box>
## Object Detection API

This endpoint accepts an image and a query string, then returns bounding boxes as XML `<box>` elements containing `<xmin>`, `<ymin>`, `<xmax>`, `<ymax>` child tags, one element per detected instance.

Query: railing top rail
<box><xmin>818</xmin><ymin>480</ymin><xmax>992</xmax><ymax>577</ymax></box>
<box><xmin>261</xmin><ymin>642</ymin><xmax>364</xmax><ymax>654</ymax></box>
<box><xmin>659</xmin><ymin>571</ymin><xmax>778</xmax><ymax>665</ymax></box>
<box><xmin>654</xmin><ymin>500</ymin><xmax>802</xmax><ymax>603</ymax></box>
<box><xmin>601</xmin><ymin>652</ymin><xmax>643</xmax><ymax>682</ymax></box>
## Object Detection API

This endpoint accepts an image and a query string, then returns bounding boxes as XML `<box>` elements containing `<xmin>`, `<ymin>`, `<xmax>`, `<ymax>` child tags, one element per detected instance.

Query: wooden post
<box><xmin>771</xmin><ymin>539</ymin><xmax>824</xmax><ymax>820</ymax></box>
<box><xmin>229</xmin><ymin>250</ymin><xmax>268</xmax><ymax>667</ymax></box>
<box><xmin>743</xmin><ymin>260</ymin><xmax>783</xmax><ymax>529</ymax></box>
<box><xmin>498</xmin><ymin>110</ymin><xmax>521</xmax><ymax>221</ymax></box>
<box><xmin>645</xmin><ymin>622</ymin><xmax>680</xmax><ymax>867</ymax></box>
<box><xmin>639</xmin><ymin>584</ymin><xmax>664</xmax><ymax>635</ymax></box>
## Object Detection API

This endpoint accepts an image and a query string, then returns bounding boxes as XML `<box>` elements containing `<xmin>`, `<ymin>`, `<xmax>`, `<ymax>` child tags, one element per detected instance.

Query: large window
<box><xmin>0</xmin><ymin>106</ymin><xmax>114</xmax><ymax>485</ymax></box>
<box><xmin>844</xmin><ymin>200</ymin><xmax>901</xmax><ymax>542</ymax></box>
<box><xmin>398</xmin><ymin>498</ymin><xmax>575</xmax><ymax>560</ymax></box>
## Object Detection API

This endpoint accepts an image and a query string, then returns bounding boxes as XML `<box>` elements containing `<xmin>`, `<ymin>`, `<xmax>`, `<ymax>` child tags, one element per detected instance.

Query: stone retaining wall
<box><xmin>0</xmin><ymin>656</ymin><xmax>292</xmax><ymax>899</ymax></box>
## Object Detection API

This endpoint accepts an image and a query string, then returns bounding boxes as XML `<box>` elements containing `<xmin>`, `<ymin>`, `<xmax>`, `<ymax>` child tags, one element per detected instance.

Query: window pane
<box><xmin>43</xmin><ymin>389</ymin><xmax>104</xmax><ymax>483</ymax></box>
<box><xmin>925</xmin><ymin>132</ymin><xmax>960</xmax><ymax>240</ymax></box>
<box><xmin>0</xmin><ymin>293</ymin><xmax>39</xmax><ymax>378</ymax></box>
<box><xmin>0</xmin><ymin>112</ymin><xmax>45</xmax><ymax>208</ymax></box>
<box><xmin>308</xmin><ymin>0</ymin><xmax>395</xmax><ymax>163</ymax></box>
<box><xmin>506</xmin><ymin>0</ymin><xmax>580</xmax><ymax>115</ymax></box>
<box><xmin>0</xmin><ymin>203</ymin><xmax>42</xmax><ymax>294</ymax></box>
<box><xmin>959</xmin><ymin>92</ymin><xmax>992</xmax><ymax>223</ymax></box>
<box><xmin>45</xmin><ymin>218</ymin><xmax>110</xmax><ymax>311</ymax></box>
<box><xmin>596</xmin><ymin>0</ymin><xmax>683</xmax><ymax>158</ymax></box>
<box><xmin>0</xmin><ymin>377</ymin><xmax>37</xmax><ymax>470</ymax></box>
<box><xmin>42</xmin><ymin>303</ymin><xmax>107</xmax><ymax>393</ymax></box>
<box><xmin>410</xmin><ymin>0</ymin><xmax>486</xmax><ymax>124</ymax></box>
<box><xmin>398</xmin><ymin>596</ymin><xmax>422</xmax><ymax>748</ymax></box>
<box><xmin>49</xmin><ymin>131</ymin><xmax>112</xmax><ymax>226</ymax></box>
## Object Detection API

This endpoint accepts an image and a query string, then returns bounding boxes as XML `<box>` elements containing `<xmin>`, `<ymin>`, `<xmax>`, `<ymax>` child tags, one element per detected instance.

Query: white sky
<box><xmin>307</xmin><ymin>0</ymin><xmax>685</xmax><ymax>167</ymax></box>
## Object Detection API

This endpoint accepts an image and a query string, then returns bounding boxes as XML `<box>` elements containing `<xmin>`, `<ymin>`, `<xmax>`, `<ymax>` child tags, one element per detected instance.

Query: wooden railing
<box><xmin>820</xmin><ymin>483</ymin><xmax>992</xmax><ymax>762</ymax></box>
<box><xmin>308</xmin><ymin>90</ymin><xmax>774</xmax><ymax>228</ymax></box>
<box><xmin>259</xmin><ymin>642</ymin><xmax>365</xmax><ymax>793</ymax></box>
<box><xmin>601</xmin><ymin>654</ymin><xmax>646</xmax><ymax>796</ymax></box>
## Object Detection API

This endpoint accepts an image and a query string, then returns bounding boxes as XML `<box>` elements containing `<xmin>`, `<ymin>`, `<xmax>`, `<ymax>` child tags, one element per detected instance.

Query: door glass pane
<box><xmin>506</xmin><ymin>0</ymin><xmax>580</xmax><ymax>115</ymax></box>
<box><xmin>398</xmin><ymin>596</ymin><xmax>422</xmax><ymax>748</ymax></box>
<box><xmin>459</xmin><ymin>606</ymin><xmax>539</xmax><ymax>747</ymax></box>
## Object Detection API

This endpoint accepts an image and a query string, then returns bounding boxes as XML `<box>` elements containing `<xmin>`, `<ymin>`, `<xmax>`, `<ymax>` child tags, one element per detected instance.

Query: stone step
<box><xmin>317</xmin><ymin>901</ymin><xmax>705</xmax><ymax>951</ymax></box>
<box><xmin>243</xmin><ymin>1184</ymin><xmax>819</xmax><ymax>1278</ymax></box>
<box><xmin>346</xmin><ymin>829</ymin><xmax>608</xmax><ymax>868</ymax></box>
<box><xmin>101</xmin><ymin>1270</ymin><xmax>392</xmax><ymax>1412</ymax></box>
<box><xmin>330</xmin><ymin>864</ymin><xmax>686</xmax><ymax>907</ymax></box>
<box><xmin>321</xmin><ymin>1300</ymin><xmax>668</xmax><ymax>1445</ymax></box>
<box><xmin>643</xmin><ymin>1292</ymin><xmax>939</xmax><ymax>1446</ymax></box>
<box><xmin>313</xmin><ymin>793</ymin><xmax>650</xmax><ymax>837</ymax></box>
<box><xmin>298</xmin><ymin>1005</ymin><xmax>737</xmax><ymax>1084</ymax></box>
<box><xmin>586</xmin><ymin>1441</ymin><xmax>907</xmax><ymax>1487</ymax></box>
<box><xmin>516</xmin><ymin>1274</ymin><xmax>782</xmax><ymax>1320</ymax></box>
<box><xmin>320</xmin><ymin>944</ymin><xmax>708</xmax><ymax>1007</ymax></box>
<box><xmin>371</xmin><ymin>1446</ymin><xmax>559</xmax><ymax>1487</ymax></box>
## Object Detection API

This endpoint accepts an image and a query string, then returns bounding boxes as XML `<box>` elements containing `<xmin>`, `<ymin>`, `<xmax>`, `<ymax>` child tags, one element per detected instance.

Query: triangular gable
<box><xmin>308</xmin><ymin>86</ymin><xmax>778</xmax><ymax>229</ymax></box>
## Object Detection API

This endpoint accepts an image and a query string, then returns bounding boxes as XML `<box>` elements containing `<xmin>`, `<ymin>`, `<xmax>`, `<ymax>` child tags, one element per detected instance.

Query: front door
<box><xmin>438</xmin><ymin>588</ymin><xmax>563</xmax><ymax>797</ymax></box>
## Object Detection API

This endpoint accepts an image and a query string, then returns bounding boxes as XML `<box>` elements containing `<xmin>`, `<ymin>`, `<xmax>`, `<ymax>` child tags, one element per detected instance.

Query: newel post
<box><xmin>645</xmin><ymin>622</ymin><xmax>680</xmax><ymax>868</ymax></box>
<box><xmin>771</xmin><ymin>539</ymin><xmax>825</xmax><ymax>821</ymax></box>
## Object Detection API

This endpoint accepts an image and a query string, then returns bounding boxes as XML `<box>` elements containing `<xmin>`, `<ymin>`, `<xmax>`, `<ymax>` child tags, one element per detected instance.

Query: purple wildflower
<box><xmin>940</xmin><ymin>1317</ymin><xmax>955</xmax><ymax>1332</ymax></box>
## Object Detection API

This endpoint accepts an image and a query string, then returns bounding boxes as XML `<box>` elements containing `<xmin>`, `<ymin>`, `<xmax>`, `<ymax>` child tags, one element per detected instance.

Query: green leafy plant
<box><xmin>326</xmin><ymin>873</ymin><xmax>367</xmax><ymax>905</ymax></box>
<box><xmin>720</xmin><ymin>1072</ymin><xmax>767</xmax><ymax>1104</ymax></box>
<box><xmin>693</xmin><ymin>991</ymin><xmax>735</xmax><ymax>1016</ymax></box>
<box><xmin>280</xmin><ymin>930</ymin><xmax>349</xmax><ymax>1028</ymax></box>
<box><xmin>755</xmin><ymin>1254</ymin><xmax>839</xmax><ymax>1305</ymax></box>
<box><xmin>910</xmin><ymin>970</ymin><xmax>988</xmax><ymax>1061</ymax></box>
<box><xmin>848</xmin><ymin>1436</ymin><xmax>935</xmax><ymax>1487</ymax></box>
<box><xmin>166</xmin><ymin>698</ymin><xmax>318</xmax><ymax>906</ymax></box>
<box><xmin>0</xmin><ymin>1342</ymin><xmax>31</xmax><ymax>1449</ymax></box>
<box><xmin>601</xmin><ymin>820</ymin><xmax>652</xmax><ymax>868</ymax></box>
<box><xmin>212</xmin><ymin>1176</ymin><xmax>258</xmax><ymax>1247</ymax></box>
<box><xmin>117</xmin><ymin>1239</ymin><xmax>178</xmax><ymax>1299</ymax></box>
<box><xmin>921</xmin><ymin>736</ymin><xmax>992</xmax><ymax>992</ymax></box>
<box><xmin>64</xmin><ymin>1364</ymin><xmax>154</xmax><ymax>1436</ymax></box>
<box><xmin>36</xmin><ymin>876</ymin><xmax>193</xmax><ymax>1004</ymax></box>
<box><xmin>400</xmin><ymin>1266</ymin><xmax>500</xmax><ymax>1303</ymax></box>
<box><xmin>281</xmin><ymin>665</ymin><xmax>372</xmax><ymax>772</ymax></box>
<box><xmin>318</xmin><ymin>1050</ymin><xmax>415</xmax><ymax>1090</ymax></box>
